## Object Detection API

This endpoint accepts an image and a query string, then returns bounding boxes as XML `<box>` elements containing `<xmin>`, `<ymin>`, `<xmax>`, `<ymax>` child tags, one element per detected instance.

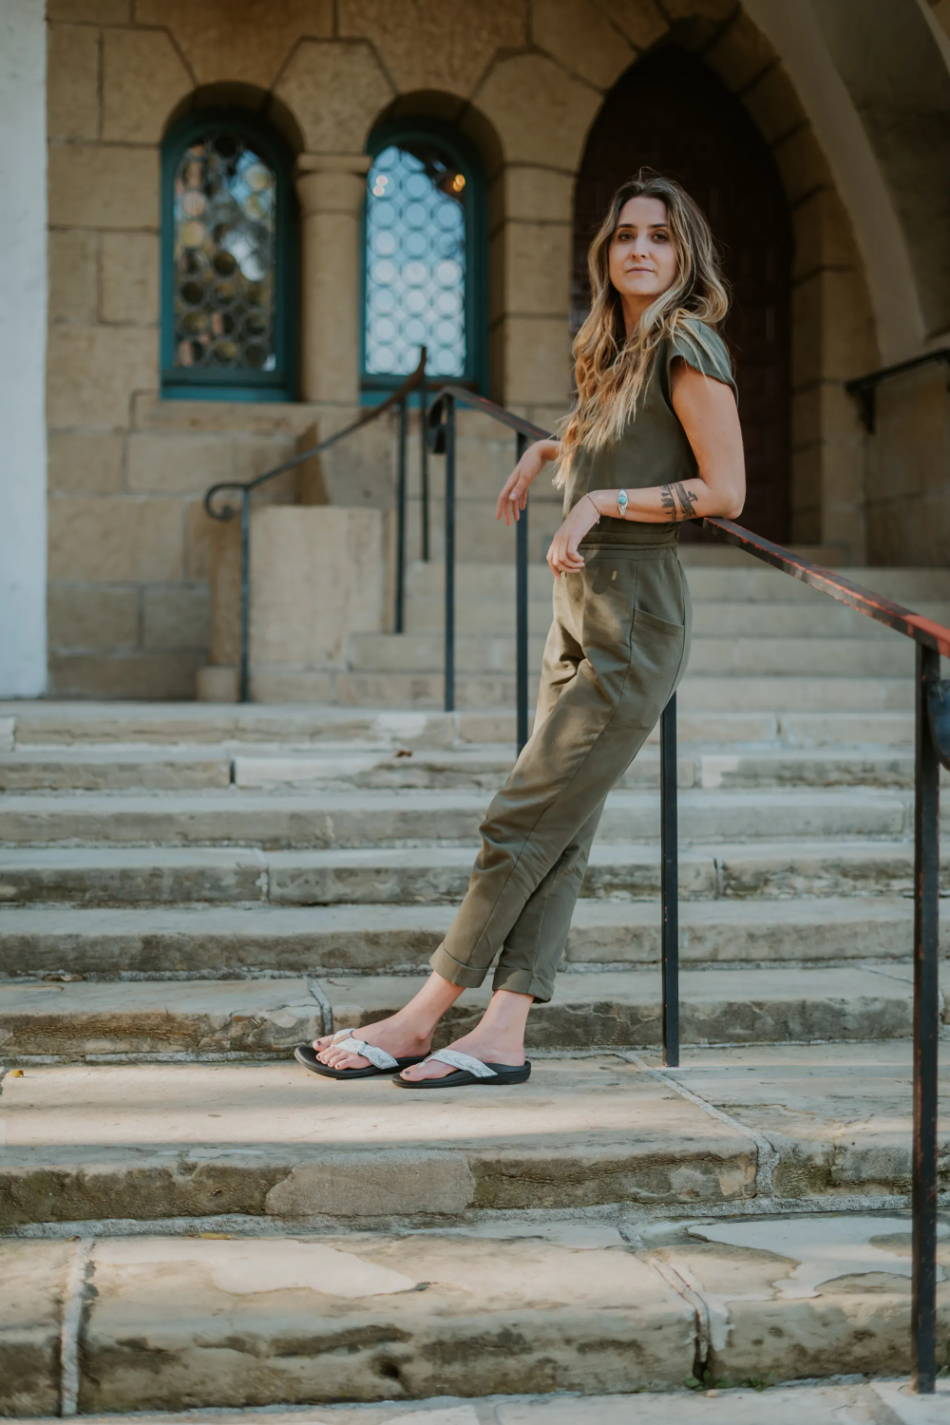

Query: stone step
<box><xmin>0</xmin><ymin>746</ymin><xmax>235</xmax><ymax>791</ymax></box>
<box><xmin>348</xmin><ymin>631</ymin><xmax>920</xmax><ymax>677</ymax></box>
<box><xmin>405</xmin><ymin>559</ymin><xmax>950</xmax><ymax>602</ymax></box>
<box><xmin>0</xmin><ymin>784</ymin><xmax>927</xmax><ymax>848</ymax></box>
<box><xmin>403</xmin><ymin>593</ymin><xmax>950</xmax><ymax>636</ymax></box>
<box><xmin>0</xmin><ymin>897</ymin><xmax>940</xmax><ymax>977</ymax></box>
<box><xmin>2</xmin><ymin>1043</ymin><xmax>948</xmax><ymax>1228</ymax></box>
<box><xmin>0</xmin><ymin>835</ymin><xmax>943</xmax><ymax>907</ymax></box>
<box><xmin>285</xmin><ymin>671</ymin><xmax>918</xmax><ymax>710</ymax></box>
<box><xmin>7</xmin><ymin>1215</ymin><xmax>949</xmax><ymax>1415</ymax></box>
<box><xmin>4</xmin><ymin>742</ymin><xmax>946</xmax><ymax>793</ymax></box>
<box><xmin>1</xmin><ymin>707</ymin><xmax>933</xmax><ymax>750</ymax></box>
<box><xmin>0</xmin><ymin>965</ymin><xmax>925</xmax><ymax>1061</ymax></box>
<box><xmin>230</xmin><ymin>745</ymin><xmax>947</xmax><ymax>791</ymax></box>
<box><xmin>10</xmin><ymin>1384</ymin><xmax>950</xmax><ymax>1425</ymax></box>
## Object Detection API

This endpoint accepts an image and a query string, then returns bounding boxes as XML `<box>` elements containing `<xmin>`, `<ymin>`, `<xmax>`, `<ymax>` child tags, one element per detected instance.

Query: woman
<box><xmin>294</xmin><ymin>169</ymin><xmax>745</xmax><ymax>1088</ymax></box>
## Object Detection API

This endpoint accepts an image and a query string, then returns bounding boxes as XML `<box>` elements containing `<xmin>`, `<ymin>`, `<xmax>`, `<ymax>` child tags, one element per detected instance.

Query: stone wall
<box><xmin>44</xmin><ymin>0</ymin><xmax>945</xmax><ymax>696</ymax></box>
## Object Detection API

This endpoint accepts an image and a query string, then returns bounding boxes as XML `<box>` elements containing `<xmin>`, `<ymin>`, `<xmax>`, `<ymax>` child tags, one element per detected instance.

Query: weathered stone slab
<box><xmin>0</xmin><ymin>978</ymin><xmax>322</xmax><ymax>1059</ymax></box>
<box><xmin>80</xmin><ymin>1231</ymin><xmax>692</xmax><ymax>1410</ymax></box>
<box><xmin>497</xmin><ymin>1382</ymin><xmax>899</xmax><ymax>1423</ymax></box>
<box><xmin>10</xmin><ymin>1381</ymin><xmax>930</xmax><ymax>1425</ymax></box>
<box><xmin>658</xmin><ymin>1043</ymin><xmax>950</xmax><ymax>1198</ymax></box>
<box><xmin>0</xmin><ymin>1240</ymin><xmax>72</xmax><ymax>1416</ymax></box>
<box><xmin>1</xmin><ymin>833</ymin><xmax>938</xmax><ymax>908</ymax></box>
<box><xmin>0</xmin><ymin>747</ymin><xmax>229</xmax><ymax>791</ymax></box>
<box><xmin>0</xmin><ymin>1058</ymin><xmax>755</xmax><ymax>1224</ymax></box>
<box><xmin>0</xmin><ymin>896</ymin><xmax>939</xmax><ymax>977</ymax></box>
<box><xmin>349</xmin><ymin>629</ymin><xmax>917</xmax><ymax>679</ymax></box>
<box><xmin>266</xmin><ymin>840</ymin><xmax>718</xmax><ymax>905</ymax></box>
<box><xmin>0</xmin><ymin>846</ymin><xmax>266</xmax><ymax>906</ymax></box>
<box><xmin>653</xmin><ymin>1214</ymin><xmax>950</xmax><ymax>1384</ymax></box>
<box><xmin>872</xmin><ymin>1379</ymin><xmax>950</xmax><ymax>1424</ymax></box>
<box><xmin>0</xmin><ymin>785</ymin><xmax>920</xmax><ymax>850</ymax></box>
<box><xmin>323</xmin><ymin>965</ymin><xmax>916</xmax><ymax>1050</ymax></box>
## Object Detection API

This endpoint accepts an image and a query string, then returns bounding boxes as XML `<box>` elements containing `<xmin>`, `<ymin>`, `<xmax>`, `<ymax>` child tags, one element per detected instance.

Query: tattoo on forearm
<box><xmin>659</xmin><ymin>482</ymin><xmax>699</xmax><ymax>520</ymax></box>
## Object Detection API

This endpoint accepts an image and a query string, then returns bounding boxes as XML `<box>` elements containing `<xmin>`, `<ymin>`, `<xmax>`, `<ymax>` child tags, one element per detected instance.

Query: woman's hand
<box><xmin>496</xmin><ymin>438</ymin><xmax>558</xmax><ymax>526</ymax></box>
<box><xmin>546</xmin><ymin>495</ymin><xmax>600</xmax><ymax>577</ymax></box>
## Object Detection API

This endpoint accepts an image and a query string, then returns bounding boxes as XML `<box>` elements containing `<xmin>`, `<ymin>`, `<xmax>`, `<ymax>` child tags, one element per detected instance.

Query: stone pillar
<box><xmin>295</xmin><ymin>153</ymin><xmax>372</xmax><ymax>406</ymax></box>
<box><xmin>0</xmin><ymin>0</ymin><xmax>47</xmax><ymax>695</ymax></box>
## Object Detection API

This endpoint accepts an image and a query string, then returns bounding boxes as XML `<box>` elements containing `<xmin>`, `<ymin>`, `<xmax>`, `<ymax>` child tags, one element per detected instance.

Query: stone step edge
<box><xmin>7</xmin><ymin>1381</ymin><xmax>949</xmax><ymax>1425</ymax></box>
<box><xmin>0</xmin><ymin>964</ymin><xmax>933</xmax><ymax>1061</ymax></box>
<box><xmin>4</xmin><ymin>1215</ymin><xmax>949</xmax><ymax>1414</ymax></box>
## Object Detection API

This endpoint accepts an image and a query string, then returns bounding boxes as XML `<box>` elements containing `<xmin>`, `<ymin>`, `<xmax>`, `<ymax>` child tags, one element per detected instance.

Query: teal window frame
<box><xmin>359</xmin><ymin>119</ymin><xmax>488</xmax><ymax>404</ymax></box>
<box><xmin>160</xmin><ymin>110</ymin><xmax>299</xmax><ymax>403</ymax></box>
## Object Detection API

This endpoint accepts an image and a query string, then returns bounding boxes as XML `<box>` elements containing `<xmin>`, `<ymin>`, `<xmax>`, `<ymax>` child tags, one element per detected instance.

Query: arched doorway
<box><xmin>573</xmin><ymin>43</ymin><xmax>793</xmax><ymax>543</ymax></box>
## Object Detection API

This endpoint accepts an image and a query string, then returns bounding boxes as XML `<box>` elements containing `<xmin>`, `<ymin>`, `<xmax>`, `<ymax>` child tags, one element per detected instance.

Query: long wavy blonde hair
<box><xmin>552</xmin><ymin>168</ymin><xmax>732</xmax><ymax>490</ymax></box>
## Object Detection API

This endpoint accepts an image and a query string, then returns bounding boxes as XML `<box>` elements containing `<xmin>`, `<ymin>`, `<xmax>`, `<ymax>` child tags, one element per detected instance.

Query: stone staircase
<box><xmin>1</xmin><ymin>553</ymin><xmax>949</xmax><ymax>1415</ymax></box>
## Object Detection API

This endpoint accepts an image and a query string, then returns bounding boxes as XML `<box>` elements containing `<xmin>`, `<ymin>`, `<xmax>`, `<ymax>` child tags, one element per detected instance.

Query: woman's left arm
<box><xmin>589</xmin><ymin>360</ymin><xmax>746</xmax><ymax>524</ymax></box>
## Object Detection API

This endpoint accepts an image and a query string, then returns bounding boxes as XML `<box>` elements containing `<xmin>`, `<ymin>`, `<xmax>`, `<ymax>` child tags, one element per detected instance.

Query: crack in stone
<box><xmin>646</xmin><ymin>1250</ymin><xmax>714</xmax><ymax>1383</ymax></box>
<box><xmin>619</xmin><ymin>1051</ymin><xmax>781</xmax><ymax>1197</ymax></box>
<box><xmin>59</xmin><ymin>1236</ymin><xmax>94</xmax><ymax>1416</ymax></box>
<box><xmin>306</xmin><ymin>977</ymin><xmax>332</xmax><ymax>1035</ymax></box>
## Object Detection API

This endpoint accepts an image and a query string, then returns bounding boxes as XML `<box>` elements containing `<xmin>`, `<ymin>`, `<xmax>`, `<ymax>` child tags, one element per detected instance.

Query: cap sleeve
<box><xmin>665</xmin><ymin>319</ymin><xmax>738</xmax><ymax>405</ymax></box>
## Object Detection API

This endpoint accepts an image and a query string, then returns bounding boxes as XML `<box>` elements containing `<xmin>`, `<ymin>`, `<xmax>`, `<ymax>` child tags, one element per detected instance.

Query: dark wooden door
<box><xmin>573</xmin><ymin>42</ymin><xmax>793</xmax><ymax>543</ymax></box>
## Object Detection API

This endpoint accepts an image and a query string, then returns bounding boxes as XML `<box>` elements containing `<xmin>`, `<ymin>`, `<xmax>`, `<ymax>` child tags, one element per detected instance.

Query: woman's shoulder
<box><xmin>663</xmin><ymin>315</ymin><xmax>737</xmax><ymax>398</ymax></box>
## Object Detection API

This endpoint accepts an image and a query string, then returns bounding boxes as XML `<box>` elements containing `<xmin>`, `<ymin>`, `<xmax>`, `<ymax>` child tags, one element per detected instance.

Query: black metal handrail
<box><xmin>202</xmin><ymin>348</ymin><xmax>429</xmax><ymax>700</ymax></box>
<box><xmin>425</xmin><ymin>384</ymin><xmax>948</xmax><ymax>1395</ymax></box>
<box><xmin>844</xmin><ymin>346</ymin><xmax>950</xmax><ymax>433</ymax></box>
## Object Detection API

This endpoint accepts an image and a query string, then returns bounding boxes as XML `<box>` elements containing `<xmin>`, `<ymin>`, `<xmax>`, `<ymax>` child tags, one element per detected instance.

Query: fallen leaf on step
<box><xmin>394</xmin><ymin>748</ymin><xmax>413</xmax><ymax>758</ymax></box>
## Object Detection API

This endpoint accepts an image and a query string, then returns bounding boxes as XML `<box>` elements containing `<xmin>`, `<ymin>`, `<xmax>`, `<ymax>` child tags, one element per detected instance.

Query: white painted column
<box><xmin>0</xmin><ymin>0</ymin><xmax>47</xmax><ymax>696</ymax></box>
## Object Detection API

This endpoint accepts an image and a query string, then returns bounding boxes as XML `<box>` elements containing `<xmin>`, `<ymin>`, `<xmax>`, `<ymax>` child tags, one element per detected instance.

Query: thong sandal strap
<box><xmin>335</xmin><ymin>1035</ymin><xmax>400</xmax><ymax>1070</ymax></box>
<box><xmin>429</xmin><ymin>1048</ymin><xmax>498</xmax><ymax>1078</ymax></box>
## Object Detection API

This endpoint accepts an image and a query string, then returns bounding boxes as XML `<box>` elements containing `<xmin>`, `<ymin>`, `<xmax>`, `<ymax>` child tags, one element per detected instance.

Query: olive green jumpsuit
<box><xmin>429</xmin><ymin>317</ymin><xmax>739</xmax><ymax>1004</ymax></box>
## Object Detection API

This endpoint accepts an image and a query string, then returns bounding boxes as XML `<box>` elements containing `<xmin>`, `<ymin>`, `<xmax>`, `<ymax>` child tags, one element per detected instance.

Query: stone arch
<box><xmin>809</xmin><ymin>0</ymin><xmax>950</xmax><ymax>341</ymax></box>
<box><xmin>568</xmin><ymin>2</ymin><xmax>880</xmax><ymax>559</ymax></box>
<box><xmin>161</xmin><ymin>82</ymin><xmax>306</xmax><ymax>159</ymax></box>
<box><xmin>572</xmin><ymin>40</ymin><xmax>795</xmax><ymax>544</ymax></box>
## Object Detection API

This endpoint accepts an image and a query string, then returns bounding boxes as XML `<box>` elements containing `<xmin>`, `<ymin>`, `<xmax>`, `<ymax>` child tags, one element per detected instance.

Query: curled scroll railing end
<box><xmin>203</xmin><ymin>483</ymin><xmax>243</xmax><ymax>521</ymax></box>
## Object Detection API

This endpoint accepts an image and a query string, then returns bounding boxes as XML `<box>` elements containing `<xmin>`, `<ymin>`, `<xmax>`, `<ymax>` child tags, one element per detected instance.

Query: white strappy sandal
<box><xmin>392</xmin><ymin>1046</ymin><xmax>531</xmax><ymax>1089</ymax></box>
<box><xmin>294</xmin><ymin>1028</ymin><xmax>429</xmax><ymax>1079</ymax></box>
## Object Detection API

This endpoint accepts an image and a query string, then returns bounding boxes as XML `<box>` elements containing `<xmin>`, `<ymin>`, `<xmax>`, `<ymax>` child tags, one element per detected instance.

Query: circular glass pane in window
<box><xmin>363</xmin><ymin>139</ymin><xmax>469</xmax><ymax>380</ymax></box>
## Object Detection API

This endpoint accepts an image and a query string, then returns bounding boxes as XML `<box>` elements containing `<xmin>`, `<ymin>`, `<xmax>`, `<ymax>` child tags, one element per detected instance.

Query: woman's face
<box><xmin>607</xmin><ymin>195</ymin><xmax>678</xmax><ymax>315</ymax></box>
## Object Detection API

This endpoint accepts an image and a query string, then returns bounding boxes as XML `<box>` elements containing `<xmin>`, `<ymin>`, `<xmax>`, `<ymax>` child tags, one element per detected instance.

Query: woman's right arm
<box><xmin>495</xmin><ymin>438</ymin><xmax>561</xmax><ymax>525</ymax></box>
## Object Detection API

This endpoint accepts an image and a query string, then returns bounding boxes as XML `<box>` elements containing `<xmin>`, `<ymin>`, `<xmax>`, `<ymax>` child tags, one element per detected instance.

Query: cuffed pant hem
<box><xmin>490</xmin><ymin>966</ymin><xmax>553</xmax><ymax>1004</ymax></box>
<box><xmin>429</xmin><ymin>944</ymin><xmax>488</xmax><ymax>990</ymax></box>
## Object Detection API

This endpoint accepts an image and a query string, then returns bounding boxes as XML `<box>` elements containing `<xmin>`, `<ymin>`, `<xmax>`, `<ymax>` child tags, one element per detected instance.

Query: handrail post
<box><xmin>239</xmin><ymin>489</ymin><xmax>251</xmax><ymax>703</ymax></box>
<box><xmin>514</xmin><ymin>433</ymin><xmax>530</xmax><ymax>752</ymax></box>
<box><xmin>443</xmin><ymin>393</ymin><xmax>456</xmax><ymax>712</ymax></box>
<box><xmin>659</xmin><ymin>692</ymin><xmax>679</xmax><ymax>1066</ymax></box>
<box><xmin>420</xmin><ymin>383</ymin><xmax>430</xmax><ymax>563</ymax></box>
<box><xmin>911</xmin><ymin>641</ymin><xmax>940</xmax><ymax>1392</ymax></box>
<box><xmin>394</xmin><ymin>396</ymin><xmax>408</xmax><ymax>634</ymax></box>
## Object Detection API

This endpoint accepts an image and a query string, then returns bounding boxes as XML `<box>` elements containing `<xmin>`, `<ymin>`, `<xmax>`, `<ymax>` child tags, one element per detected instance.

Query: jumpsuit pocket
<box><xmin>632</xmin><ymin>605</ymin><xmax>685</xmax><ymax>637</ymax></box>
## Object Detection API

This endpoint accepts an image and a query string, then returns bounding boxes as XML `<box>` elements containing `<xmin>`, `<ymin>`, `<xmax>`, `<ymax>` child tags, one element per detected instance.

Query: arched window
<box><xmin>161</xmin><ymin>112</ymin><xmax>298</xmax><ymax>401</ymax></box>
<box><xmin>361</xmin><ymin>120</ymin><xmax>487</xmax><ymax>395</ymax></box>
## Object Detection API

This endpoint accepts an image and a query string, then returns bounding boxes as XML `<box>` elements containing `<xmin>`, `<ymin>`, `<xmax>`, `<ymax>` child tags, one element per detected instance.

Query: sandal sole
<box><xmin>293</xmin><ymin>1043</ymin><xmax>430</xmax><ymax>1079</ymax></box>
<box><xmin>392</xmin><ymin>1061</ymin><xmax>532</xmax><ymax>1089</ymax></box>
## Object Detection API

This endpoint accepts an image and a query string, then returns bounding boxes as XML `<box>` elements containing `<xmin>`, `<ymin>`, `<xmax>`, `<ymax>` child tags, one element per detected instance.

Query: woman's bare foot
<box><xmin>311</xmin><ymin>1013</ymin><xmax>434</xmax><ymax>1071</ymax></box>
<box><xmin>396</xmin><ymin>1027</ymin><xmax>526</xmax><ymax>1082</ymax></box>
